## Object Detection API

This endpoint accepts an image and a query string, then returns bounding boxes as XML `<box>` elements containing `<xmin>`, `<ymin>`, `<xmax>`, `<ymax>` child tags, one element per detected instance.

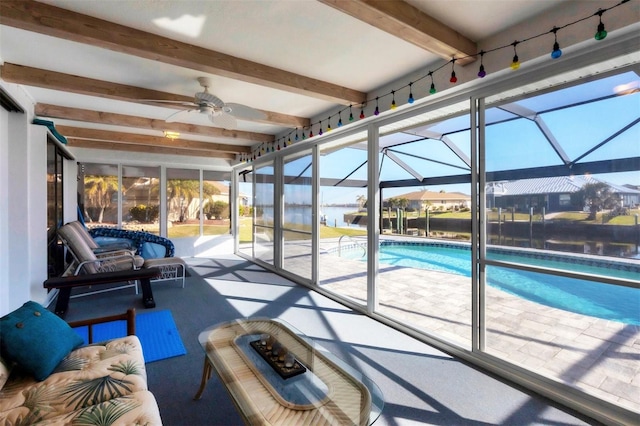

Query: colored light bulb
<box><xmin>408</xmin><ymin>92</ymin><xmax>414</xmax><ymax>103</ymax></box>
<box><xmin>309</xmin><ymin>130</ymin><xmax>313</xmax><ymax>137</ymax></box>
<box><xmin>338</xmin><ymin>118</ymin><xmax>343</xmax><ymax>127</ymax></box>
<box><xmin>429</xmin><ymin>83</ymin><xmax>436</xmax><ymax>94</ymax></box>
<box><xmin>319</xmin><ymin>128</ymin><xmax>323</xmax><ymax>136</ymax></box>
<box><xmin>374</xmin><ymin>106</ymin><xmax>379</xmax><ymax>116</ymax></box>
<box><xmin>391</xmin><ymin>100</ymin><xmax>396</xmax><ymax>109</ymax></box>
<box><xmin>450</xmin><ymin>71</ymin><xmax>457</xmax><ymax>83</ymax></box>
<box><xmin>360</xmin><ymin>110</ymin><xmax>365</xmax><ymax>119</ymax></box>
<box><xmin>595</xmin><ymin>22</ymin><xmax>607</xmax><ymax>40</ymax></box>
<box><xmin>478</xmin><ymin>64</ymin><xmax>486</xmax><ymax>78</ymax></box>
<box><xmin>511</xmin><ymin>54</ymin><xmax>520</xmax><ymax>70</ymax></box>
<box><xmin>287</xmin><ymin>137</ymin><xmax>291</xmax><ymax>146</ymax></box>
<box><xmin>551</xmin><ymin>42</ymin><xmax>562</xmax><ymax>59</ymax></box>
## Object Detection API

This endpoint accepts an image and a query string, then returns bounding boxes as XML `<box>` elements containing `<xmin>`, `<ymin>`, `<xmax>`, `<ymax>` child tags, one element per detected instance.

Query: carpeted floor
<box><xmin>57</xmin><ymin>255</ymin><xmax>600</xmax><ymax>426</ymax></box>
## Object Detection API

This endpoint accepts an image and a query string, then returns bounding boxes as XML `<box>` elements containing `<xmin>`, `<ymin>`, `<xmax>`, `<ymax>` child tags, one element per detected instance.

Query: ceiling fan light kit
<box><xmin>163</xmin><ymin>131</ymin><xmax>180</xmax><ymax>139</ymax></box>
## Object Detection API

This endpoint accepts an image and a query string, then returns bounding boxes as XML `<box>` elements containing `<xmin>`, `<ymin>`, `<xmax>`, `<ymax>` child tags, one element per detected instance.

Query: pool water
<box><xmin>344</xmin><ymin>243</ymin><xmax>640</xmax><ymax>325</ymax></box>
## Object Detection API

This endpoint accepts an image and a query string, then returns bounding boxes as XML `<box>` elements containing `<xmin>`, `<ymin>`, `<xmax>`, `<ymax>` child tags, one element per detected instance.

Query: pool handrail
<box><xmin>338</xmin><ymin>235</ymin><xmax>367</xmax><ymax>258</ymax></box>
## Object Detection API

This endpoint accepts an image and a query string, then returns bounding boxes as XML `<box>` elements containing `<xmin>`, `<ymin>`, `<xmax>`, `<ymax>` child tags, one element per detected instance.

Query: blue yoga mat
<box><xmin>73</xmin><ymin>310</ymin><xmax>186</xmax><ymax>362</ymax></box>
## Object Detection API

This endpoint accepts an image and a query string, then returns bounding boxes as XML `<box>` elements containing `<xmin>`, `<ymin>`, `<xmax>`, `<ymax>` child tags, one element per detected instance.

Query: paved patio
<box><xmin>274</xmin><ymin>239</ymin><xmax>640</xmax><ymax>414</ymax></box>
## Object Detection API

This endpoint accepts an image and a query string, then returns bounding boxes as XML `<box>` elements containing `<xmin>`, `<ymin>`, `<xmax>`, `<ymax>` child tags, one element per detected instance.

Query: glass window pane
<box><xmin>254</xmin><ymin>163</ymin><xmax>274</xmax><ymax>265</ymax></box>
<box><xmin>483</xmin><ymin>69</ymin><xmax>640</xmax><ymax>412</ymax></box>
<box><xmin>319</xmin><ymin>140</ymin><xmax>368</xmax><ymax>306</ymax></box>
<box><xmin>203</xmin><ymin>170</ymin><xmax>231</xmax><ymax>236</ymax></box>
<box><xmin>238</xmin><ymin>168</ymin><xmax>254</xmax><ymax>258</ymax></box>
<box><xmin>167</xmin><ymin>168</ymin><xmax>200</xmax><ymax>238</ymax></box>
<box><xmin>283</xmin><ymin>151</ymin><xmax>313</xmax><ymax>280</ymax></box>
<box><xmin>122</xmin><ymin>165</ymin><xmax>160</xmax><ymax>234</ymax></box>
<box><xmin>83</xmin><ymin>163</ymin><xmax>119</xmax><ymax>228</ymax></box>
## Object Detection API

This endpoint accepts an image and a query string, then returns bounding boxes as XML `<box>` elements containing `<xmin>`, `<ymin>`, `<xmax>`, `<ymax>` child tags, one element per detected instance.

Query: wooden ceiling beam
<box><xmin>67</xmin><ymin>138</ymin><xmax>236</xmax><ymax>160</ymax></box>
<box><xmin>3</xmin><ymin>64</ymin><xmax>307</xmax><ymax>130</ymax></box>
<box><xmin>56</xmin><ymin>126</ymin><xmax>251</xmax><ymax>155</ymax></box>
<box><xmin>35</xmin><ymin>103</ymin><xmax>273</xmax><ymax>144</ymax></box>
<box><xmin>319</xmin><ymin>0</ymin><xmax>477</xmax><ymax>65</ymax></box>
<box><xmin>0</xmin><ymin>0</ymin><xmax>366</xmax><ymax>105</ymax></box>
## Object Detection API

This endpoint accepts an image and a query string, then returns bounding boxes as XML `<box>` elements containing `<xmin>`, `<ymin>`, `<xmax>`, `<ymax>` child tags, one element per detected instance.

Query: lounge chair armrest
<box><xmin>74</xmin><ymin>252</ymin><xmax>138</xmax><ymax>275</ymax></box>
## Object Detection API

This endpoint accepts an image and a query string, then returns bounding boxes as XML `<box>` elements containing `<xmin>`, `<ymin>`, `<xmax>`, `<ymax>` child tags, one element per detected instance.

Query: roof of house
<box><xmin>487</xmin><ymin>176</ymin><xmax>640</xmax><ymax>196</ymax></box>
<box><xmin>387</xmin><ymin>190</ymin><xmax>470</xmax><ymax>202</ymax></box>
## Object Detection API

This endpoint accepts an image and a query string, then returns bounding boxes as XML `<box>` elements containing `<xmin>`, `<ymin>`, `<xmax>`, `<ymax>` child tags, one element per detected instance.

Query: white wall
<box><xmin>0</xmin><ymin>82</ymin><xmax>51</xmax><ymax>314</ymax></box>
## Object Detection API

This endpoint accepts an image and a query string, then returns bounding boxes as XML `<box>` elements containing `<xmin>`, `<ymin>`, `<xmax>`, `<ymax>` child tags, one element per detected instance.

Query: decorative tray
<box><xmin>250</xmin><ymin>339</ymin><xmax>306</xmax><ymax>379</ymax></box>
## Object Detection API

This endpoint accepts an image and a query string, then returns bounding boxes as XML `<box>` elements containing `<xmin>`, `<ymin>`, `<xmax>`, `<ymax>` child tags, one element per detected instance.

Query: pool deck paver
<box><xmin>273</xmin><ymin>239</ymin><xmax>640</xmax><ymax>414</ymax></box>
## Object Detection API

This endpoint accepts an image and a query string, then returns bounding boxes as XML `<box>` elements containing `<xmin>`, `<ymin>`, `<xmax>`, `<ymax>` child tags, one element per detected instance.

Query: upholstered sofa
<box><xmin>0</xmin><ymin>302</ymin><xmax>162</xmax><ymax>425</ymax></box>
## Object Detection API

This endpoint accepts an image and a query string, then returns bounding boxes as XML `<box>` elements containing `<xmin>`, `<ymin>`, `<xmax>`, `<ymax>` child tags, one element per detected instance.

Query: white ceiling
<box><xmin>0</xmin><ymin>0</ymin><xmax>576</xmax><ymax>160</ymax></box>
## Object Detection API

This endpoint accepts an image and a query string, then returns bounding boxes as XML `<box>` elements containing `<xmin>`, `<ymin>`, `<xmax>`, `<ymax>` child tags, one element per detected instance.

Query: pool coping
<box><xmin>328</xmin><ymin>236</ymin><xmax>640</xmax><ymax>275</ymax></box>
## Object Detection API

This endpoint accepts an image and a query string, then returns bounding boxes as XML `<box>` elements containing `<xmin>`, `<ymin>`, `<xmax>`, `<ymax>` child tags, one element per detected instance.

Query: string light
<box><xmin>255</xmin><ymin>1</ymin><xmax>628</xmax><ymax>156</ymax></box>
<box><xmin>594</xmin><ymin>9</ymin><xmax>607</xmax><ymax>40</ymax></box>
<box><xmin>510</xmin><ymin>41</ymin><xmax>520</xmax><ymax>70</ymax></box>
<box><xmin>429</xmin><ymin>72</ymin><xmax>436</xmax><ymax>94</ymax></box>
<box><xmin>551</xmin><ymin>27</ymin><xmax>562</xmax><ymax>59</ymax></box>
<box><xmin>477</xmin><ymin>51</ymin><xmax>487</xmax><ymax>78</ymax></box>
<box><xmin>449</xmin><ymin>59</ymin><xmax>458</xmax><ymax>83</ymax></box>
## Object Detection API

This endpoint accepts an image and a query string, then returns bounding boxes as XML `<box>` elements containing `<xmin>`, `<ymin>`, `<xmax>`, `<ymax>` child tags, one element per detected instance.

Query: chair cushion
<box><xmin>0</xmin><ymin>301</ymin><xmax>84</xmax><ymax>381</ymax></box>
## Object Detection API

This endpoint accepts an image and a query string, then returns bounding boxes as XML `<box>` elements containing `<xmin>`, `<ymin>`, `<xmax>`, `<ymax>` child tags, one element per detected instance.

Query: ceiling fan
<box><xmin>145</xmin><ymin>77</ymin><xmax>266</xmax><ymax>129</ymax></box>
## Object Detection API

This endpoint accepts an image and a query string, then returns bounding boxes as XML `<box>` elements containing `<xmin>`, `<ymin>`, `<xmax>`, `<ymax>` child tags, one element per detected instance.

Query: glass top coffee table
<box><xmin>194</xmin><ymin>317</ymin><xmax>384</xmax><ymax>425</ymax></box>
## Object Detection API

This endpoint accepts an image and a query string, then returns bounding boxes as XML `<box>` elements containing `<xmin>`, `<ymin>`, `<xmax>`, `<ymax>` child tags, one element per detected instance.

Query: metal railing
<box><xmin>338</xmin><ymin>235</ymin><xmax>367</xmax><ymax>258</ymax></box>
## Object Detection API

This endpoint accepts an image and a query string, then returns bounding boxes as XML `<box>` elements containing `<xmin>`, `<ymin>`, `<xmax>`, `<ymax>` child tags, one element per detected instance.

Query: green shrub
<box><xmin>129</xmin><ymin>204</ymin><xmax>159</xmax><ymax>222</ymax></box>
<box><xmin>204</xmin><ymin>201</ymin><xmax>229</xmax><ymax>219</ymax></box>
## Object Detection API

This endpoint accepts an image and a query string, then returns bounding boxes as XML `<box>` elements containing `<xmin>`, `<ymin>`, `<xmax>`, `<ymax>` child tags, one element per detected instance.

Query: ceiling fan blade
<box><xmin>165</xmin><ymin>109</ymin><xmax>194</xmax><ymax>123</ymax></box>
<box><xmin>224</xmin><ymin>103</ymin><xmax>267</xmax><ymax>120</ymax></box>
<box><xmin>195</xmin><ymin>92</ymin><xmax>224</xmax><ymax>107</ymax></box>
<box><xmin>210</xmin><ymin>111</ymin><xmax>237</xmax><ymax>129</ymax></box>
<box><xmin>139</xmin><ymin>99</ymin><xmax>197</xmax><ymax>108</ymax></box>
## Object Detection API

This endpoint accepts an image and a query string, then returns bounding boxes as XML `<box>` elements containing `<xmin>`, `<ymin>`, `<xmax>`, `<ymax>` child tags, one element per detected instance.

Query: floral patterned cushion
<box><xmin>0</xmin><ymin>335</ymin><xmax>162</xmax><ymax>425</ymax></box>
<box><xmin>0</xmin><ymin>357</ymin><xmax>11</xmax><ymax>392</ymax></box>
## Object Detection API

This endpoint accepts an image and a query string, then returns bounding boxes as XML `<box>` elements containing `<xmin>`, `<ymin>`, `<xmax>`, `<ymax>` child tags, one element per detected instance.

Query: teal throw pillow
<box><xmin>0</xmin><ymin>301</ymin><xmax>84</xmax><ymax>381</ymax></box>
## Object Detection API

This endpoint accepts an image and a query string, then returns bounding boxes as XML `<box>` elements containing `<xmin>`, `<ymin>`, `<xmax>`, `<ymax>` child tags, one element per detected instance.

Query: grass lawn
<box><xmin>148</xmin><ymin>207</ymin><xmax>640</xmax><ymax>244</ymax></box>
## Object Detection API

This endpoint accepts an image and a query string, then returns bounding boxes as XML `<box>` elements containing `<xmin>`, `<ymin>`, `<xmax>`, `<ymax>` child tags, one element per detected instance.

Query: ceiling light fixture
<box><xmin>163</xmin><ymin>131</ymin><xmax>180</xmax><ymax>139</ymax></box>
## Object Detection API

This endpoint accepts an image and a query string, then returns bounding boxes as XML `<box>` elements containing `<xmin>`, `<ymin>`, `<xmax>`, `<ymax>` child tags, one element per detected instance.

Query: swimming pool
<box><xmin>339</xmin><ymin>241</ymin><xmax>640</xmax><ymax>325</ymax></box>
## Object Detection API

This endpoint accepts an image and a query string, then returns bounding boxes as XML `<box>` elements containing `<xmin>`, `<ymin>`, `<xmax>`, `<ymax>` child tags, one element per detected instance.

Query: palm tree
<box><xmin>167</xmin><ymin>179</ymin><xmax>200</xmax><ymax>221</ymax></box>
<box><xmin>84</xmin><ymin>175</ymin><xmax>119</xmax><ymax>223</ymax></box>
<box><xmin>572</xmin><ymin>181</ymin><xmax>619</xmax><ymax>220</ymax></box>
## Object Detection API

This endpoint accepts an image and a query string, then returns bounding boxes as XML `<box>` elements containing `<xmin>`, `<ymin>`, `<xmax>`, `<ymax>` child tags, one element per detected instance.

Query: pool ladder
<box><xmin>338</xmin><ymin>235</ymin><xmax>367</xmax><ymax>258</ymax></box>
